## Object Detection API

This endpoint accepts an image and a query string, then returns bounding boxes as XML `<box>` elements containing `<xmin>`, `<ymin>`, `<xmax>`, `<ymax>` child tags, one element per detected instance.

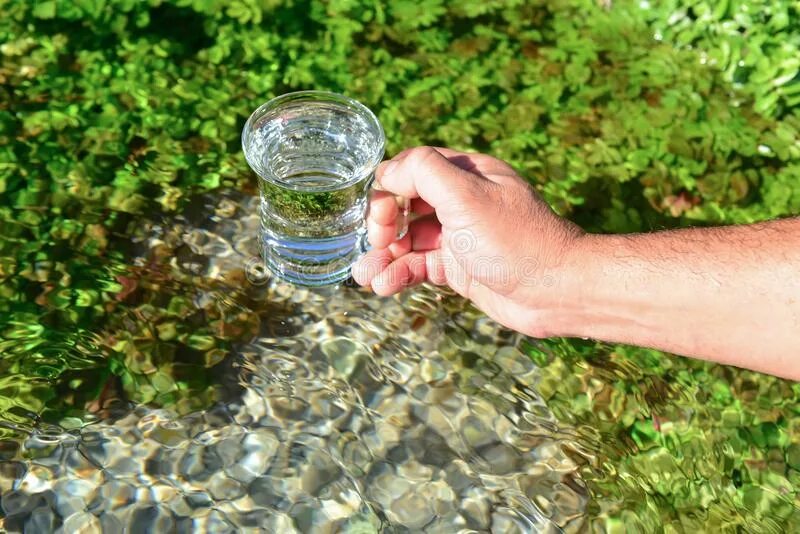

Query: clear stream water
<box><xmin>0</xmin><ymin>192</ymin><xmax>798</xmax><ymax>532</ymax></box>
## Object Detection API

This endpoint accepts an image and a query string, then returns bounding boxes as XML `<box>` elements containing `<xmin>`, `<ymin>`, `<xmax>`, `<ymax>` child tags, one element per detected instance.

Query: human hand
<box><xmin>352</xmin><ymin>146</ymin><xmax>584</xmax><ymax>337</ymax></box>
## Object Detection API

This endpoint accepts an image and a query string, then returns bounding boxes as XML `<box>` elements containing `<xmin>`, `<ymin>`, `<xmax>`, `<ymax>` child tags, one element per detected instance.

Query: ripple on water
<box><xmin>0</xmin><ymin>193</ymin><xmax>588</xmax><ymax>532</ymax></box>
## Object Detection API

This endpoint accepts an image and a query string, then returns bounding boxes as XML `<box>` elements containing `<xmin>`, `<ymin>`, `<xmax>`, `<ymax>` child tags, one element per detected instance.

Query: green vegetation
<box><xmin>528</xmin><ymin>339</ymin><xmax>800</xmax><ymax>531</ymax></box>
<box><xmin>1</xmin><ymin>0</ymin><xmax>799</xmax><ymax>529</ymax></box>
<box><xmin>260</xmin><ymin>173</ymin><xmax>363</xmax><ymax>229</ymax></box>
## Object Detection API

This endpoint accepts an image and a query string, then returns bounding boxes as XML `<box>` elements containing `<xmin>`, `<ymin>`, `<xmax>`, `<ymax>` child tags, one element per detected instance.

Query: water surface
<box><xmin>1</xmin><ymin>193</ymin><xmax>590</xmax><ymax>532</ymax></box>
<box><xmin>3</xmin><ymin>191</ymin><xmax>798</xmax><ymax>532</ymax></box>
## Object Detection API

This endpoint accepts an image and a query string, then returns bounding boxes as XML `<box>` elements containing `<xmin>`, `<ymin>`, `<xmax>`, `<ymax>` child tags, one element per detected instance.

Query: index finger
<box><xmin>425</xmin><ymin>147</ymin><xmax>520</xmax><ymax>180</ymax></box>
<box><xmin>375</xmin><ymin>146</ymin><xmax>490</xmax><ymax>221</ymax></box>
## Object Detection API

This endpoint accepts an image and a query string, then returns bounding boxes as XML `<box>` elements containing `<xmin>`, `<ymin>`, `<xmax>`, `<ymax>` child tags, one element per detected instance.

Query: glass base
<box><xmin>261</xmin><ymin>229</ymin><xmax>367</xmax><ymax>287</ymax></box>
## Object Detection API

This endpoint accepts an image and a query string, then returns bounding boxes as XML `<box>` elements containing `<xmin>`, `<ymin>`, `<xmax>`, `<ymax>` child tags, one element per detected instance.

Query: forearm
<box><xmin>552</xmin><ymin>218</ymin><xmax>800</xmax><ymax>379</ymax></box>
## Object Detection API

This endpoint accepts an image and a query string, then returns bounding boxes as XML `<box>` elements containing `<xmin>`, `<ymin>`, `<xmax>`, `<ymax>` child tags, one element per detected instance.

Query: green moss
<box><xmin>261</xmin><ymin>179</ymin><xmax>361</xmax><ymax>223</ymax></box>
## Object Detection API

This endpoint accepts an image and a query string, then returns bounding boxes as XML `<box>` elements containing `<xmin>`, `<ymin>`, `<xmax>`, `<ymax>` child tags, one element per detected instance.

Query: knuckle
<box><xmin>405</xmin><ymin>146</ymin><xmax>440</xmax><ymax>170</ymax></box>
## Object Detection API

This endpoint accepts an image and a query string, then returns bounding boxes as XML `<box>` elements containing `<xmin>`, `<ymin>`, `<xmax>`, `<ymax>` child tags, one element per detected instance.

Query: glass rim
<box><xmin>241</xmin><ymin>90</ymin><xmax>386</xmax><ymax>192</ymax></box>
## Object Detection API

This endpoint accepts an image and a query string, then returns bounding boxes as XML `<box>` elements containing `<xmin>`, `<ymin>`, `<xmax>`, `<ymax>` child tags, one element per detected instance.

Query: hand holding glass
<box><xmin>242</xmin><ymin>91</ymin><xmax>408</xmax><ymax>286</ymax></box>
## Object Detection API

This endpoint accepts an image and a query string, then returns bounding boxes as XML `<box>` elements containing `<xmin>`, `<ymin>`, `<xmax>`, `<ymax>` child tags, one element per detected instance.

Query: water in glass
<box><xmin>242</xmin><ymin>91</ymin><xmax>386</xmax><ymax>286</ymax></box>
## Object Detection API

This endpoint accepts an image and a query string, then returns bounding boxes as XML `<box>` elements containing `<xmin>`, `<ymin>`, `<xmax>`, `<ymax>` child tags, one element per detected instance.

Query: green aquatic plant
<box><xmin>527</xmin><ymin>338</ymin><xmax>800</xmax><ymax>531</ymax></box>
<box><xmin>0</xmin><ymin>0</ymin><xmax>799</xmax><ymax>529</ymax></box>
<box><xmin>260</xmin><ymin>179</ymin><xmax>362</xmax><ymax>225</ymax></box>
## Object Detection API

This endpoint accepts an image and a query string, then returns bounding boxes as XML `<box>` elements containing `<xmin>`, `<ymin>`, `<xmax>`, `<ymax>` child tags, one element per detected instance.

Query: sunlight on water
<box><xmin>0</xmin><ymin>194</ymin><xmax>589</xmax><ymax>532</ymax></box>
<box><xmin>1</xmin><ymin>192</ymin><xmax>798</xmax><ymax>531</ymax></box>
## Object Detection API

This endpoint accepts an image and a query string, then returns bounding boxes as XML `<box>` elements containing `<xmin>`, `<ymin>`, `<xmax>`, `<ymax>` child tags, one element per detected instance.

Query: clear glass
<box><xmin>242</xmin><ymin>91</ymin><xmax>408</xmax><ymax>286</ymax></box>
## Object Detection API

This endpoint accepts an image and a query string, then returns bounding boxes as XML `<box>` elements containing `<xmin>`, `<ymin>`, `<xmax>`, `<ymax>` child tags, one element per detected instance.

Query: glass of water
<box><xmin>242</xmin><ymin>91</ymin><xmax>408</xmax><ymax>286</ymax></box>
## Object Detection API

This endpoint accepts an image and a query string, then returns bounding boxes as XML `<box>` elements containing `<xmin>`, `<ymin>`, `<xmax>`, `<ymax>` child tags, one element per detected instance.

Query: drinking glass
<box><xmin>242</xmin><ymin>91</ymin><xmax>408</xmax><ymax>286</ymax></box>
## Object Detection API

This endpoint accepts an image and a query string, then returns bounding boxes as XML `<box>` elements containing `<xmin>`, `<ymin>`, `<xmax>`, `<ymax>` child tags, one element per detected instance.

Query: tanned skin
<box><xmin>353</xmin><ymin>146</ymin><xmax>800</xmax><ymax>380</ymax></box>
